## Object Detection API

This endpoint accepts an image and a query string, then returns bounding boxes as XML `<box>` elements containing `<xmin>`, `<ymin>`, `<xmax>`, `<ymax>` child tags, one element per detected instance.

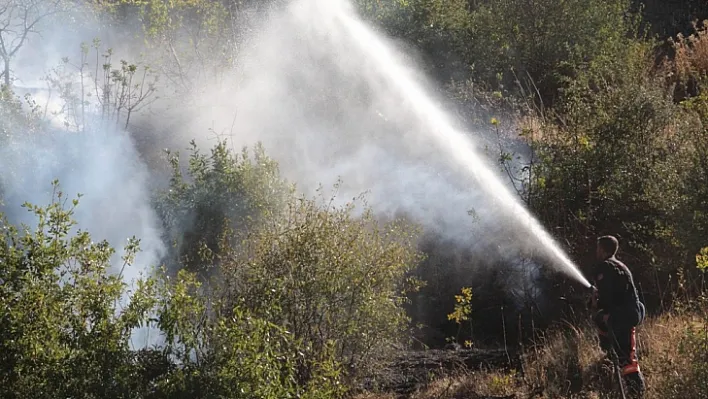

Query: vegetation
<box><xmin>356</xmin><ymin>307</ymin><xmax>708</xmax><ymax>399</ymax></box>
<box><xmin>1</xmin><ymin>0</ymin><xmax>708</xmax><ymax>398</ymax></box>
<box><xmin>0</xmin><ymin>176</ymin><xmax>421</xmax><ymax>397</ymax></box>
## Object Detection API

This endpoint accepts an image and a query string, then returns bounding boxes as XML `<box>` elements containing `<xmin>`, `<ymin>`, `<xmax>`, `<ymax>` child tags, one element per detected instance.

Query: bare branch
<box><xmin>0</xmin><ymin>0</ymin><xmax>67</xmax><ymax>85</ymax></box>
<box><xmin>9</xmin><ymin>5</ymin><xmax>63</xmax><ymax>57</ymax></box>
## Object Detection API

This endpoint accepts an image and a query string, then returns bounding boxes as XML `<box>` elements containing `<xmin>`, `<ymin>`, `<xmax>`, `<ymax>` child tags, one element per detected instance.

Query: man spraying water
<box><xmin>589</xmin><ymin>235</ymin><xmax>646</xmax><ymax>398</ymax></box>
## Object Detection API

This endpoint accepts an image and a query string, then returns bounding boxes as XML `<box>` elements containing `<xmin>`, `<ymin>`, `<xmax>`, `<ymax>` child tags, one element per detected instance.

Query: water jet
<box><xmin>311</xmin><ymin>0</ymin><xmax>591</xmax><ymax>288</ymax></box>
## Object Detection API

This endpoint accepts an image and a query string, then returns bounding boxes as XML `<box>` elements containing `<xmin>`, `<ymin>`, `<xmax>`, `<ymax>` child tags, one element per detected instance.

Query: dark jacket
<box><xmin>592</xmin><ymin>256</ymin><xmax>642</xmax><ymax>319</ymax></box>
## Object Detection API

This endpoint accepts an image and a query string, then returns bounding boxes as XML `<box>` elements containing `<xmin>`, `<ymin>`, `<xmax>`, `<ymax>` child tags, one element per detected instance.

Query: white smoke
<box><xmin>0</xmin><ymin>0</ymin><xmax>588</xmax><ymax>353</ymax></box>
<box><xmin>158</xmin><ymin>0</ymin><xmax>588</xmax><ymax>285</ymax></box>
<box><xmin>0</xmin><ymin>119</ymin><xmax>166</xmax><ymax>344</ymax></box>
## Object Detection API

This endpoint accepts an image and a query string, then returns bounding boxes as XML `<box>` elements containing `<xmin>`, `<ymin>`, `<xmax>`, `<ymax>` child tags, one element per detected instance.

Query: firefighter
<box><xmin>590</xmin><ymin>235</ymin><xmax>646</xmax><ymax>398</ymax></box>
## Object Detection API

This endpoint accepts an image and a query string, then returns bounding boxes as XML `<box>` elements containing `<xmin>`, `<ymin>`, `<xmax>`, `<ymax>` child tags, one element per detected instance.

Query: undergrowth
<box><xmin>355</xmin><ymin>308</ymin><xmax>708</xmax><ymax>398</ymax></box>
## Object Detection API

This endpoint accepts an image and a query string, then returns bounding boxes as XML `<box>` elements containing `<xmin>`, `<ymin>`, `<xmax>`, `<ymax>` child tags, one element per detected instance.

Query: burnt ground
<box><xmin>360</xmin><ymin>347</ymin><xmax>522</xmax><ymax>397</ymax></box>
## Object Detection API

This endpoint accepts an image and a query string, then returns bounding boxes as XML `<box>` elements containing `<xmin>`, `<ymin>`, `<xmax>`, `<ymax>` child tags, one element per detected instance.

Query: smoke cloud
<box><xmin>159</xmin><ymin>0</ymin><xmax>581</xmax><ymax>278</ymax></box>
<box><xmin>0</xmin><ymin>119</ymin><xmax>166</xmax><ymax>341</ymax></box>
<box><xmin>2</xmin><ymin>0</ymin><xmax>585</xmax><ymax>346</ymax></box>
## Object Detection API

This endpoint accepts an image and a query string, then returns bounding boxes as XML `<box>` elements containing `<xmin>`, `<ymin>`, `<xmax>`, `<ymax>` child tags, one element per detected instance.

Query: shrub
<box><xmin>525</xmin><ymin>43</ymin><xmax>706</xmax><ymax>306</ymax></box>
<box><xmin>151</xmin><ymin>269</ymin><xmax>346</xmax><ymax>399</ymax></box>
<box><xmin>468</xmin><ymin>0</ymin><xmax>640</xmax><ymax>99</ymax></box>
<box><xmin>698</xmin><ymin>248</ymin><xmax>708</xmax><ymax>271</ymax></box>
<box><xmin>368</xmin><ymin>0</ymin><xmax>642</xmax><ymax>104</ymax></box>
<box><xmin>0</xmin><ymin>182</ymin><xmax>157</xmax><ymax>399</ymax></box>
<box><xmin>99</xmin><ymin>0</ymin><xmax>235</xmax><ymax>93</ymax></box>
<box><xmin>642</xmin><ymin>296</ymin><xmax>708</xmax><ymax>398</ymax></box>
<box><xmin>0</xmin><ymin>87</ymin><xmax>43</xmax><ymax>139</ymax></box>
<box><xmin>0</xmin><ymin>179</ymin><xmax>355</xmax><ymax>399</ymax></box>
<box><xmin>672</xmin><ymin>249</ymin><xmax>708</xmax><ymax>398</ymax></box>
<box><xmin>675</xmin><ymin>309</ymin><xmax>708</xmax><ymax>398</ymax></box>
<box><xmin>0</xmin><ymin>88</ymin><xmax>44</xmax><ymax>203</ymax></box>
<box><xmin>446</xmin><ymin>286</ymin><xmax>473</xmax><ymax>348</ymax></box>
<box><xmin>677</xmin><ymin>94</ymin><xmax>708</xmax><ymax>262</ymax></box>
<box><xmin>216</xmin><ymin>186</ymin><xmax>424</xmax><ymax>382</ymax></box>
<box><xmin>157</xmin><ymin>140</ymin><xmax>424</xmax><ymax>384</ymax></box>
<box><xmin>154</xmin><ymin>140</ymin><xmax>291</xmax><ymax>274</ymax></box>
<box><xmin>520</xmin><ymin>325</ymin><xmax>606</xmax><ymax>397</ymax></box>
<box><xmin>663</xmin><ymin>20</ymin><xmax>708</xmax><ymax>99</ymax></box>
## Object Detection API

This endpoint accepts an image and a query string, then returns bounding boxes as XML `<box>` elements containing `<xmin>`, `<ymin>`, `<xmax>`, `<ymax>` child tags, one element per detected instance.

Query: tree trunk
<box><xmin>3</xmin><ymin>58</ymin><xmax>9</xmax><ymax>87</ymax></box>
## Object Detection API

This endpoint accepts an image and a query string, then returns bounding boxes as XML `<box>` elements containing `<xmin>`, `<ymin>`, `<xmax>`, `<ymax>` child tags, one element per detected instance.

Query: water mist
<box><xmin>178</xmin><ymin>0</ymin><xmax>590</xmax><ymax>288</ymax></box>
<box><xmin>330</xmin><ymin>1</ymin><xmax>589</xmax><ymax>287</ymax></box>
<box><xmin>2</xmin><ymin>1</ymin><xmax>591</xmax><ymax>351</ymax></box>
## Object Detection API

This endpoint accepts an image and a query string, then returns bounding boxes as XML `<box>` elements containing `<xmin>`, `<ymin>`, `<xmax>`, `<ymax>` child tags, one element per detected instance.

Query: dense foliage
<box><xmin>367</xmin><ymin>0</ymin><xmax>708</xmax><ymax>326</ymax></box>
<box><xmin>0</xmin><ymin>173</ymin><xmax>421</xmax><ymax>397</ymax></box>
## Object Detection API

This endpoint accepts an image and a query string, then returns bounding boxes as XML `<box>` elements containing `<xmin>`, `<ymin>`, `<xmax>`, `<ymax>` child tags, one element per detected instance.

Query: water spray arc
<box><xmin>317</xmin><ymin>0</ymin><xmax>590</xmax><ymax>288</ymax></box>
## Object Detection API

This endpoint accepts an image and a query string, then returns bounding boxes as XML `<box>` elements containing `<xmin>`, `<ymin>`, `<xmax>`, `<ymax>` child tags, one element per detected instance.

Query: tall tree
<box><xmin>0</xmin><ymin>0</ymin><xmax>64</xmax><ymax>87</ymax></box>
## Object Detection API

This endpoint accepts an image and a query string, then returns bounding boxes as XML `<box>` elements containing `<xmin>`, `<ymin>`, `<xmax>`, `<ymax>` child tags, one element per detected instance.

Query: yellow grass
<box><xmin>355</xmin><ymin>311</ymin><xmax>707</xmax><ymax>399</ymax></box>
<box><xmin>669</xmin><ymin>20</ymin><xmax>708</xmax><ymax>83</ymax></box>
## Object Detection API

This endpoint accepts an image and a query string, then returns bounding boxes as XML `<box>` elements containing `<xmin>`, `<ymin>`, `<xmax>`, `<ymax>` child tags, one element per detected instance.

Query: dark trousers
<box><xmin>595</xmin><ymin>302</ymin><xmax>646</xmax><ymax>396</ymax></box>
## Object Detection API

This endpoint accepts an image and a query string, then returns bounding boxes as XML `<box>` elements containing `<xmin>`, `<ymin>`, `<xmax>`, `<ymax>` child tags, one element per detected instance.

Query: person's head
<box><xmin>596</xmin><ymin>235</ymin><xmax>619</xmax><ymax>260</ymax></box>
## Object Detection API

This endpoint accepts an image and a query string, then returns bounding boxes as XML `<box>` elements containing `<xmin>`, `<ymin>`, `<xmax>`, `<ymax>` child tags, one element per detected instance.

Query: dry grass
<box><xmin>355</xmin><ymin>311</ymin><xmax>707</xmax><ymax>399</ymax></box>
<box><xmin>410</xmin><ymin>370</ymin><xmax>520</xmax><ymax>399</ymax></box>
<box><xmin>520</xmin><ymin>324</ymin><xmax>607</xmax><ymax>398</ymax></box>
<box><xmin>639</xmin><ymin>311</ymin><xmax>707</xmax><ymax>399</ymax></box>
<box><xmin>660</xmin><ymin>19</ymin><xmax>708</xmax><ymax>100</ymax></box>
<box><xmin>668</xmin><ymin>20</ymin><xmax>708</xmax><ymax>84</ymax></box>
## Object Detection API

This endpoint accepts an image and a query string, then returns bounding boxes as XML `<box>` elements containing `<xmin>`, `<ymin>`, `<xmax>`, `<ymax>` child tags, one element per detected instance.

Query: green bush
<box><xmin>0</xmin><ymin>87</ymin><xmax>43</xmax><ymax>138</ymax></box>
<box><xmin>150</xmin><ymin>269</ymin><xmax>346</xmax><ymax>399</ymax></box>
<box><xmin>157</xmin><ymin>139</ymin><xmax>424</xmax><ymax>382</ymax></box>
<box><xmin>360</xmin><ymin>0</ymin><xmax>642</xmax><ymax>103</ymax></box>
<box><xmin>0</xmin><ymin>182</ymin><xmax>156</xmax><ymax>399</ymax></box>
<box><xmin>216</xmin><ymin>187</ymin><xmax>424</xmax><ymax>381</ymax></box>
<box><xmin>151</xmin><ymin>170</ymin><xmax>425</xmax><ymax>394</ymax></box>
<box><xmin>677</xmin><ymin>94</ymin><xmax>708</xmax><ymax>256</ymax></box>
<box><xmin>656</xmin><ymin>249</ymin><xmax>708</xmax><ymax>399</ymax></box>
<box><xmin>0</xmin><ymin>181</ymin><xmax>354</xmax><ymax>398</ymax></box>
<box><xmin>155</xmin><ymin>140</ymin><xmax>291</xmax><ymax>274</ymax></box>
<box><xmin>524</xmin><ymin>41</ymin><xmax>708</xmax><ymax>299</ymax></box>
<box><xmin>156</xmin><ymin>138</ymin><xmax>424</xmax><ymax>388</ymax></box>
<box><xmin>466</xmin><ymin>0</ymin><xmax>639</xmax><ymax>97</ymax></box>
